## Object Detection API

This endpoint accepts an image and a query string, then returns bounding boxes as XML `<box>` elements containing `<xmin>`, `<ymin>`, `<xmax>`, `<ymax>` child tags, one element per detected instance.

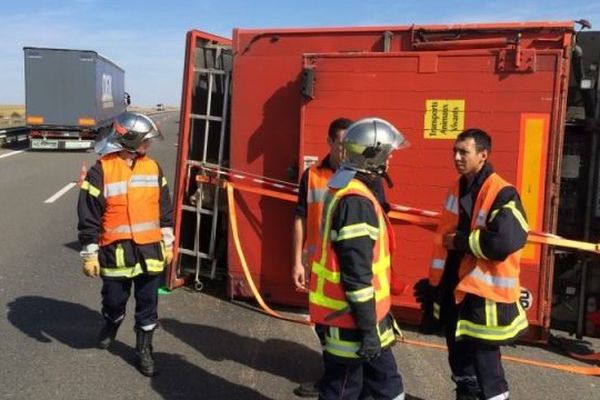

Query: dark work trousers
<box><xmin>318</xmin><ymin>348</ymin><xmax>404</xmax><ymax>400</ymax></box>
<box><xmin>445</xmin><ymin>301</ymin><xmax>509</xmax><ymax>400</ymax></box>
<box><xmin>101</xmin><ymin>273</ymin><xmax>160</xmax><ymax>329</ymax></box>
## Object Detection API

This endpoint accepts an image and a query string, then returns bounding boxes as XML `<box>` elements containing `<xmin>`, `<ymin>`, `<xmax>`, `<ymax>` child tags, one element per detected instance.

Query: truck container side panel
<box><xmin>95</xmin><ymin>56</ymin><xmax>126</xmax><ymax>125</ymax></box>
<box><xmin>25</xmin><ymin>48</ymin><xmax>96</xmax><ymax>126</ymax></box>
<box><xmin>225</xmin><ymin>24</ymin><xmax>572</xmax><ymax>337</ymax></box>
<box><xmin>301</xmin><ymin>51</ymin><xmax>564</xmax><ymax>325</ymax></box>
<box><xmin>228</xmin><ymin>29</ymin><xmax>403</xmax><ymax>305</ymax></box>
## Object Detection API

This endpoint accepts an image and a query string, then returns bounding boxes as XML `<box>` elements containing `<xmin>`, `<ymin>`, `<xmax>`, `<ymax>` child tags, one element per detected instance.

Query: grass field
<box><xmin>0</xmin><ymin>105</ymin><xmax>24</xmax><ymax>118</ymax></box>
<box><xmin>0</xmin><ymin>104</ymin><xmax>176</xmax><ymax>129</ymax></box>
<box><xmin>0</xmin><ymin>105</ymin><xmax>25</xmax><ymax>128</ymax></box>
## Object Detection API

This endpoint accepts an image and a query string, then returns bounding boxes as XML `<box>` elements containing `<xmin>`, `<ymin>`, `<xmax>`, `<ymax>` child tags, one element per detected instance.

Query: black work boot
<box><xmin>97</xmin><ymin>320</ymin><xmax>121</xmax><ymax>349</ymax></box>
<box><xmin>135</xmin><ymin>328</ymin><xmax>156</xmax><ymax>377</ymax></box>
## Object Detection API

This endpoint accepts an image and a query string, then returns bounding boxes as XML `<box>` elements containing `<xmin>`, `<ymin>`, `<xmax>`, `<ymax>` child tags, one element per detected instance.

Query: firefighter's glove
<box><xmin>413</xmin><ymin>278</ymin><xmax>435</xmax><ymax>308</ymax></box>
<box><xmin>357</xmin><ymin>328</ymin><xmax>381</xmax><ymax>361</ymax></box>
<box><xmin>161</xmin><ymin>227</ymin><xmax>175</xmax><ymax>265</ymax></box>
<box><xmin>163</xmin><ymin>244</ymin><xmax>174</xmax><ymax>265</ymax></box>
<box><xmin>80</xmin><ymin>244</ymin><xmax>99</xmax><ymax>278</ymax></box>
<box><xmin>82</xmin><ymin>256</ymin><xmax>100</xmax><ymax>277</ymax></box>
<box><xmin>349</xmin><ymin>297</ymin><xmax>381</xmax><ymax>361</ymax></box>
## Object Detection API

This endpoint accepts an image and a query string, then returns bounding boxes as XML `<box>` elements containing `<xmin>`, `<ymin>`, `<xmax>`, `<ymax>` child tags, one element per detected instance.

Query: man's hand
<box><xmin>357</xmin><ymin>328</ymin><xmax>381</xmax><ymax>361</ymax></box>
<box><xmin>442</xmin><ymin>233</ymin><xmax>456</xmax><ymax>250</ymax></box>
<box><xmin>292</xmin><ymin>262</ymin><xmax>308</xmax><ymax>291</ymax></box>
<box><xmin>82</xmin><ymin>256</ymin><xmax>100</xmax><ymax>277</ymax></box>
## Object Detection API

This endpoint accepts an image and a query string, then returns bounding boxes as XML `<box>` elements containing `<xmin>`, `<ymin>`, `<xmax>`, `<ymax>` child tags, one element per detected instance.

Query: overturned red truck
<box><xmin>167</xmin><ymin>21</ymin><xmax>600</xmax><ymax>341</ymax></box>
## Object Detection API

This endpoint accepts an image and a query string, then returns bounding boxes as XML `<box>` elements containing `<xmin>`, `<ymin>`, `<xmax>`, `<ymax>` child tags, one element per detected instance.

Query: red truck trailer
<box><xmin>167</xmin><ymin>22</ymin><xmax>593</xmax><ymax>341</ymax></box>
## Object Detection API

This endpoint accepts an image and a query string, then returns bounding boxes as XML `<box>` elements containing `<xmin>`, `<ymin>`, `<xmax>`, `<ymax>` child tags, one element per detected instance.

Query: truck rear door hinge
<box><xmin>301</xmin><ymin>67</ymin><xmax>315</xmax><ymax>99</ymax></box>
<box><xmin>497</xmin><ymin>48</ymin><xmax>536</xmax><ymax>73</ymax></box>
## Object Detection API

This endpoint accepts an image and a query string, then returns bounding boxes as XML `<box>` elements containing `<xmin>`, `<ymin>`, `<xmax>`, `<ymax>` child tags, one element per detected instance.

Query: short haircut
<box><xmin>328</xmin><ymin>117</ymin><xmax>353</xmax><ymax>141</ymax></box>
<box><xmin>456</xmin><ymin>128</ymin><xmax>492</xmax><ymax>153</ymax></box>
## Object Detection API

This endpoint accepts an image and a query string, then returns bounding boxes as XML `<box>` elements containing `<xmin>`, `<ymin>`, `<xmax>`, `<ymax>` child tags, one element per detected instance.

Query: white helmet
<box><xmin>329</xmin><ymin>117</ymin><xmax>409</xmax><ymax>188</ymax></box>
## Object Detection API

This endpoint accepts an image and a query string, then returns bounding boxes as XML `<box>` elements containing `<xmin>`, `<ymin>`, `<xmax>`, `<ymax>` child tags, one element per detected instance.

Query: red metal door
<box><xmin>168</xmin><ymin>30</ymin><xmax>233</xmax><ymax>290</ymax></box>
<box><xmin>299</xmin><ymin>47</ymin><xmax>570</xmax><ymax>338</ymax></box>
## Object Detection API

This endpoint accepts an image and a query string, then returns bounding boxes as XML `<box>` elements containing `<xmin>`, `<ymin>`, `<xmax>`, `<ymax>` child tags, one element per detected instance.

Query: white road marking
<box><xmin>0</xmin><ymin>150</ymin><xmax>25</xmax><ymax>160</ymax></box>
<box><xmin>44</xmin><ymin>182</ymin><xmax>77</xmax><ymax>204</ymax></box>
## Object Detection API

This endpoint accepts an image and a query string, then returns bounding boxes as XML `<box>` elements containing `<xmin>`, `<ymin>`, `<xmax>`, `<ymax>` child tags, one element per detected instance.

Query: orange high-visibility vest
<box><xmin>429</xmin><ymin>173</ymin><xmax>524</xmax><ymax>304</ymax></box>
<box><xmin>309</xmin><ymin>179</ymin><xmax>392</xmax><ymax>328</ymax></box>
<box><xmin>100</xmin><ymin>153</ymin><xmax>162</xmax><ymax>246</ymax></box>
<box><xmin>304</xmin><ymin>165</ymin><xmax>334</xmax><ymax>267</ymax></box>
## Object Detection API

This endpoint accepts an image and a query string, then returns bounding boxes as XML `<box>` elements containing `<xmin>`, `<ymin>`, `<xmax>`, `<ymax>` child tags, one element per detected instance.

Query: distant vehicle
<box><xmin>23</xmin><ymin>47</ymin><xmax>127</xmax><ymax>150</ymax></box>
<box><xmin>156</xmin><ymin>103</ymin><xmax>165</xmax><ymax>112</ymax></box>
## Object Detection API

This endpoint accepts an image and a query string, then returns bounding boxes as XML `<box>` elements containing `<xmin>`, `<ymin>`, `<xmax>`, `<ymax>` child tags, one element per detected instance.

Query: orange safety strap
<box><xmin>229</xmin><ymin>180</ymin><xmax>297</xmax><ymax>203</ymax></box>
<box><xmin>527</xmin><ymin>230</ymin><xmax>600</xmax><ymax>253</ymax></box>
<box><xmin>387</xmin><ymin>210</ymin><xmax>438</xmax><ymax>228</ymax></box>
<box><xmin>222</xmin><ymin>175</ymin><xmax>600</xmax><ymax>253</ymax></box>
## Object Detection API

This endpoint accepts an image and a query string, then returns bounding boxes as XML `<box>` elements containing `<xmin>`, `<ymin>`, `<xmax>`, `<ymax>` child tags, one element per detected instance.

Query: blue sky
<box><xmin>1</xmin><ymin>0</ymin><xmax>599</xmax><ymax>106</ymax></box>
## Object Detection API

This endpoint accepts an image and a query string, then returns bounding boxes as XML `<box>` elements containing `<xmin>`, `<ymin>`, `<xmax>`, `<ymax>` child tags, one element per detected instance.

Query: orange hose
<box><xmin>399</xmin><ymin>338</ymin><xmax>600</xmax><ymax>376</ymax></box>
<box><xmin>226</xmin><ymin>182</ymin><xmax>311</xmax><ymax>325</ymax></box>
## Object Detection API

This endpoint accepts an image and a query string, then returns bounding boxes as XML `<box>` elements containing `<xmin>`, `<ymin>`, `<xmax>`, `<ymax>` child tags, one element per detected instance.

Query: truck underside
<box><xmin>28</xmin><ymin>127</ymin><xmax>98</xmax><ymax>150</ymax></box>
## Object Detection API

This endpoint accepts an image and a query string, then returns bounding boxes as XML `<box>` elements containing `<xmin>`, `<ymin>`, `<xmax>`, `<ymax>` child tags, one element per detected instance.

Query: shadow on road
<box><xmin>7</xmin><ymin>295</ymin><xmax>102</xmax><ymax>349</ymax></box>
<box><xmin>63</xmin><ymin>240</ymin><xmax>82</xmax><ymax>252</ymax></box>
<box><xmin>105</xmin><ymin>341</ymin><xmax>271</xmax><ymax>400</ymax></box>
<box><xmin>161</xmin><ymin>318</ymin><xmax>323</xmax><ymax>384</ymax></box>
<box><xmin>6</xmin><ymin>296</ymin><xmax>272</xmax><ymax>399</ymax></box>
<box><xmin>153</xmin><ymin>351</ymin><xmax>272</xmax><ymax>400</ymax></box>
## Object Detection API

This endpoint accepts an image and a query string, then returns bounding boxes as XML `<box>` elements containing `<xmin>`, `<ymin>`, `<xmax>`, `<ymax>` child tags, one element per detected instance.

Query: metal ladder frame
<box><xmin>176</xmin><ymin>42</ymin><xmax>231</xmax><ymax>290</ymax></box>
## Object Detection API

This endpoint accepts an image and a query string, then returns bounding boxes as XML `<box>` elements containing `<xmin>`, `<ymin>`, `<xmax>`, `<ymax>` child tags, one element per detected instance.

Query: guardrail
<box><xmin>0</xmin><ymin>126</ymin><xmax>28</xmax><ymax>146</ymax></box>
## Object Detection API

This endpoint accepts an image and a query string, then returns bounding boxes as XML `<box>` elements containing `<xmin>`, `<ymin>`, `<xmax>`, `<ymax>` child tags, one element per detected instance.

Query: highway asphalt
<box><xmin>0</xmin><ymin>111</ymin><xmax>598</xmax><ymax>399</ymax></box>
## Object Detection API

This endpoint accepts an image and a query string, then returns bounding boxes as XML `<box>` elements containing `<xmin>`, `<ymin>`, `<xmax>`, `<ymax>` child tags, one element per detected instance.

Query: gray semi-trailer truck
<box><xmin>23</xmin><ymin>47</ymin><xmax>127</xmax><ymax>150</ymax></box>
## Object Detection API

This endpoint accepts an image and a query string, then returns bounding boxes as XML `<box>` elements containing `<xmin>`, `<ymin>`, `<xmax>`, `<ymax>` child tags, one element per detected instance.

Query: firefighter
<box><xmin>293</xmin><ymin>117</ymin><xmax>351</xmax><ymax>293</ymax></box>
<box><xmin>77</xmin><ymin>111</ymin><xmax>174</xmax><ymax>377</ymax></box>
<box><xmin>309</xmin><ymin>117</ymin><xmax>408</xmax><ymax>400</ymax></box>
<box><xmin>414</xmin><ymin>128</ymin><xmax>529</xmax><ymax>400</ymax></box>
<box><xmin>292</xmin><ymin>117</ymin><xmax>388</xmax><ymax>398</ymax></box>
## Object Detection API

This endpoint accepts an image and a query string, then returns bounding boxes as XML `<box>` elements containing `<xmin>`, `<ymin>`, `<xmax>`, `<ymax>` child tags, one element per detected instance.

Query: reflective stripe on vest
<box><xmin>309</xmin><ymin>179</ymin><xmax>391</xmax><ymax>329</ymax></box>
<box><xmin>99</xmin><ymin>154</ymin><xmax>162</xmax><ymax>246</ymax></box>
<box><xmin>104</xmin><ymin>221</ymin><xmax>161</xmax><ymax>235</ymax></box>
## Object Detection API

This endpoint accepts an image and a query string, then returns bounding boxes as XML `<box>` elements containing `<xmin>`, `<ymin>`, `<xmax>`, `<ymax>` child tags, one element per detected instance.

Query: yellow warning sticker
<box><xmin>424</xmin><ymin>99</ymin><xmax>465</xmax><ymax>139</ymax></box>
